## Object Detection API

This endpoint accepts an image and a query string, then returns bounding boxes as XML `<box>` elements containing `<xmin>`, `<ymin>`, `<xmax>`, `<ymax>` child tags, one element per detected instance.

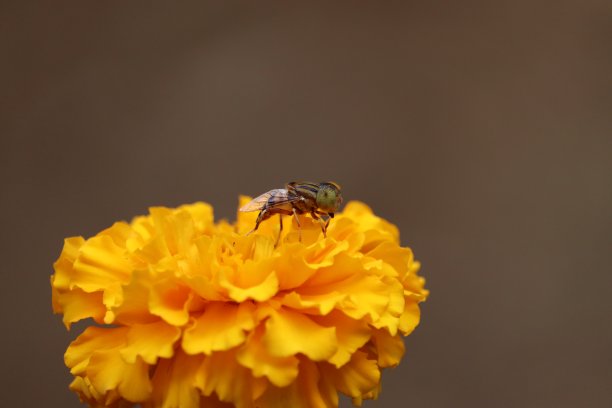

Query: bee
<box><xmin>240</xmin><ymin>181</ymin><xmax>343</xmax><ymax>246</ymax></box>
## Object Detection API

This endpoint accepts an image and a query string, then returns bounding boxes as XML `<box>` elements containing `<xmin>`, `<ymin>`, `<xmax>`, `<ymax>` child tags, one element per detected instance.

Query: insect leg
<box><xmin>246</xmin><ymin>209</ymin><xmax>267</xmax><ymax>236</ymax></box>
<box><xmin>275</xmin><ymin>214</ymin><xmax>283</xmax><ymax>248</ymax></box>
<box><xmin>293</xmin><ymin>208</ymin><xmax>302</xmax><ymax>242</ymax></box>
<box><xmin>311</xmin><ymin>211</ymin><xmax>327</xmax><ymax>238</ymax></box>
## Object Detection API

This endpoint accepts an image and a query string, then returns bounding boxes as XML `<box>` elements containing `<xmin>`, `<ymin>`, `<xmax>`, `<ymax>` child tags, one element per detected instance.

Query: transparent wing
<box><xmin>239</xmin><ymin>189</ymin><xmax>299</xmax><ymax>212</ymax></box>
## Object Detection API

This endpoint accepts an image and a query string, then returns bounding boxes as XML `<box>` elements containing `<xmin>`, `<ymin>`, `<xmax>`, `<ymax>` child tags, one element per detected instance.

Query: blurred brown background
<box><xmin>1</xmin><ymin>1</ymin><xmax>611</xmax><ymax>407</ymax></box>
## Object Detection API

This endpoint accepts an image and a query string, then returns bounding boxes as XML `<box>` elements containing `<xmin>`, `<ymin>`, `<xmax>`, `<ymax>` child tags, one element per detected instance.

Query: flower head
<box><xmin>51</xmin><ymin>198</ymin><xmax>428</xmax><ymax>407</ymax></box>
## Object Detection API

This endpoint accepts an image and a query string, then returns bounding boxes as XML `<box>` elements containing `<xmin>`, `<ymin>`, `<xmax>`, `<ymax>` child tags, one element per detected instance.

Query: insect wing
<box><xmin>239</xmin><ymin>189</ymin><xmax>298</xmax><ymax>212</ymax></box>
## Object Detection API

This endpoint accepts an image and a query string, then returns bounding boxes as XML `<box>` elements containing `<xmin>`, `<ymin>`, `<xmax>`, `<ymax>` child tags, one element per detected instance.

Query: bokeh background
<box><xmin>1</xmin><ymin>1</ymin><xmax>611</xmax><ymax>407</ymax></box>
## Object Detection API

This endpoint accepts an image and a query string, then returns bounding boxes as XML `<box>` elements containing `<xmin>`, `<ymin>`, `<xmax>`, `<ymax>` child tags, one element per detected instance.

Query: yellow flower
<box><xmin>51</xmin><ymin>198</ymin><xmax>428</xmax><ymax>408</ymax></box>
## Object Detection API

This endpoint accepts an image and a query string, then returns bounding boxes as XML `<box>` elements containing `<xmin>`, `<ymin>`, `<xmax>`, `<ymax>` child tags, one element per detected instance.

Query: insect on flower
<box><xmin>240</xmin><ymin>181</ymin><xmax>343</xmax><ymax>246</ymax></box>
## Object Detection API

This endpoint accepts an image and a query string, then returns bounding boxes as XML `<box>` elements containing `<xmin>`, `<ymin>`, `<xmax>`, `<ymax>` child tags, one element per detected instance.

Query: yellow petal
<box><xmin>178</xmin><ymin>202</ymin><xmax>215</xmax><ymax>234</ymax></box>
<box><xmin>198</xmin><ymin>349</ymin><xmax>267</xmax><ymax>408</ymax></box>
<box><xmin>55</xmin><ymin>288</ymin><xmax>105</xmax><ymax>329</ymax></box>
<box><xmin>365</xmin><ymin>241</ymin><xmax>413</xmax><ymax>279</ymax></box>
<box><xmin>71</xmin><ymin>235</ymin><xmax>132</xmax><ymax>292</ymax></box>
<box><xmin>339</xmin><ymin>201</ymin><xmax>399</xmax><ymax>245</ymax></box>
<box><xmin>280</xmin><ymin>291</ymin><xmax>347</xmax><ymax>316</ymax></box>
<box><xmin>263</xmin><ymin>308</ymin><xmax>337</xmax><ymax>361</ymax></box>
<box><xmin>296</xmin><ymin>255</ymin><xmax>391</xmax><ymax>323</ymax></box>
<box><xmin>398</xmin><ymin>299</ymin><xmax>422</xmax><ymax>335</ymax></box>
<box><xmin>121</xmin><ymin>320</ymin><xmax>181</xmax><ymax>364</ymax></box>
<box><xmin>219</xmin><ymin>260</ymin><xmax>279</xmax><ymax>303</ymax></box>
<box><xmin>255</xmin><ymin>358</ymin><xmax>338</xmax><ymax>408</ymax></box>
<box><xmin>148</xmin><ymin>207</ymin><xmax>196</xmax><ymax>257</ymax></box>
<box><xmin>370</xmin><ymin>277</ymin><xmax>405</xmax><ymax>335</ymax></box>
<box><xmin>87</xmin><ymin>351</ymin><xmax>152</xmax><ymax>402</ymax></box>
<box><xmin>326</xmin><ymin>217</ymin><xmax>365</xmax><ymax>253</ymax></box>
<box><xmin>300</xmin><ymin>251</ymin><xmax>363</xmax><ymax>288</ymax></box>
<box><xmin>150</xmin><ymin>350</ymin><xmax>204</xmax><ymax>408</ymax></box>
<box><xmin>336</xmin><ymin>275</ymin><xmax>391</xmax><ymax>322</ymax></box>
<box><xmin>311</xmin><ymin>311</ymin><xmax>372</xmax><ymax>368</ymax></box>
<box><xmin>320</xmin><ymin>351</ymin><xmax>380</xmax><ymax>399</ymax></box>
<box><xmin>236</xmin><ymin>325</ymin><xmax>299</xmax><ymax>387</ymax></box>
<box><xmin>182</xmin><ymin>302</ymin><xmax>255</xmax><ymax>355</ymax></box>
<box><xmin>273</xmin><ymin>243</ymin><xmax>318</xmax><ymax>290</ymax></box>
<box><xmin>98</xmin><ymin>221</ymin><xmax>134</xmax><ymax>248</ymax></box>
<box><xmin>111</xmin><ymin>270</ymin><xmax>158</xmax><ymax>325</ymax></box>
<box><xmin>302</xmin><ymin>240</ymin><xmax>350</xmax><ymax>274</ymax></box>
<box><xmin>149</xmin><ymin>277</ymin><xmax>193</xmax><ymax>326</ymax></box>
<box><xmin>370</xmin><ymin>328</ymin><xmax>405</xmax><ymax>368</ymax></box>
<box><xmin>65</xmin><ymin>327</ymin><xmax>129</xmax><ymax>376</ymax></box>
<box><xmin>69</xmin><ymin>376</ymin><xmax>103</xmax><ymax>405</ymax></box>
<box><xmin>52</xmin><ymin>237</ymin><xmax>86</xmax><ymax>290</ymax></box>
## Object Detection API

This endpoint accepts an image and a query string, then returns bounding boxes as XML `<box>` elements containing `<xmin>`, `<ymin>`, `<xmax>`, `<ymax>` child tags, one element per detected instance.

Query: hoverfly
<box><xmin>240</xmin><ymin>181</ymin><xmax>343</xmax><ymax>246</ymax></box>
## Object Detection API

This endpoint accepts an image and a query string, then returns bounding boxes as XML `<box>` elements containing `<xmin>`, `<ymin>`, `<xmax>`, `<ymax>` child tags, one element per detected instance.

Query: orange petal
<box><xmin>398</xmin><ymin>299</ymin><xmax>422</xmax><ymax>335</ymax></box>
<box><xmin>121</xmin><ymin>320</ymin><xmax>181</xmax><ymax>364</ymax></box>
<box><xmin>280</xmin><ymin>290</ymin><xmax>347</xmax><ymax>316</ymax></box>
<box><xmin>320</xmin><ymin>351</ymin><xmax>380</xmax><ymax>399</ymax></box>
<box><xmin>182</xmin><ymin>302</ymin><xmax>255</xmax><ymax>355</ymax></box>
<box><xmin>311</xmin><ymin>311</ymin><xmax>372</xmax><ymax>368</ymax></box>
<box><xmin>219</xmin><ymin>262</ymin><xmax>279</xmax><ymax>303</ymax></box>
<box><xmin>365</xmin><ymin>241</ymin><xmax>413</xmax><ymax>279</ymax></box>
<box><xmin>65</xmin><ymin>327</ymin><xmax>129</xmax><ymax>376</ymax></box>
<box><xmin>178</xmin><ymin>202</ymin><xmax>215</xmax><ymax>235</ymax></box>
<box><xmin>150</xmin><ymin>350</ymin><xmax>204</xmax><ymax>408</ymax></box>
<box><xmin>263</xmin><ymin>308</ymin><xmax>337</xmax><ymax>361</ymax></box>
<box><xmin>54</xmin><ymin>287</ymin><xmax>105</xmax><ymax>329</ymax></box>
<box><xmin>236</xmin><ymin>325</ymin><xmax>299</xmax><ymax>387</ymax></box>
<box><xmin>52</xmin><ymin>237</ymin><xmax>86</xmax><ymax>290</ymax></box>
<box><xmin>149</xmin><ymin>276</ymin><xmax>193</xmax><ymax>326</ymax></box>
<box><xmin>273</xmin><ymin>243</ymin><xmax>318</xmax><ymax>290</ymax></box>
<box><xmin>370</xmin><ymin>328</ymin><xmax>405</xmax><ymax>368</ymax></box>
<box><xmin>370</xmin><ymin>277</ymin><xmax>405</xmax><ymax>335</ymax></box>
<box><xmin>86</xmin><ymin>350</ymin><xmax>152</xmax><ymax>402</ymax></box>
<box><xmin>71</xmin><ymin>235</ymin><xmax>132</xmax><ymax>292</ymax></box>
<box><xmin>111</xmin><ymin>270</ymin><xmax>158</xmax><ymax>325</ymax></box>
<box><xmin>256</xmin><ymin>358</ymin><xmax>338</xmax><ymax>408</ymax></box>
<box><xmin>198</xmin><ymin>349</ymin><xmax>268</xmax><ymax>407</ymax></box>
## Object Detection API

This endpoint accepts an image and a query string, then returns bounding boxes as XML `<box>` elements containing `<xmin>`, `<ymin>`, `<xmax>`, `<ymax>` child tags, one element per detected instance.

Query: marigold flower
<box><xmin>51</xmin><ymin>198</ymin><xmax>428</xmax><ymax>408</ymax></box>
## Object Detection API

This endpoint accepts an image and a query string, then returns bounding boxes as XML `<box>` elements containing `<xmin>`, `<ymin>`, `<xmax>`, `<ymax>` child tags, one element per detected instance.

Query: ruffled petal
<box><xmin>338</xmin><ymin>201</ymin><xmax>399</xmax><ymax>245</ymax></box>
<box><xmin>87</xmin><ymin>351</ymin><xmax>152</xmax><ymax>402</ymax></box>
<box><xmin>263</xmin><ymin>308</ymin><xmax>337</xmax><ymax>361</ymax></box>
<box><xmin>236</xmin><ymin>325</ymin><xmax>299</xmax><ymax>387</ymax></box>
<box><xmin>398</xmin><ymin>298</ymin><xmax>422</xmax><ymax>335</ymax></box>
<box><xmin>220</xmin><ymin>268</ymin><xmax>279</xmax><ymax>303</ymax></box>
<box><xmin>178</xmin><ymin>202</ymin><xmax>215</xmax><ymax>235</ymax></box>
<box><xmin>121</xmin><ymin>320</ymin><xmax>181</xmax><ymax>364</ymax></box>
<box><xmin>52</xmin><ymin>237</ymin><xmax>86</xmax><ymax>289</ymax></box>
<box><xmin>54</xmin><ymin>287</ymin><xmax>105</xmax><ymax>329</ymax></box>
<box><xmin>273</xmin><ymin>243</ymin><xmax>318</xmax><ymax>290</ymax></box>
<box><xmin>110</xmin><ymin>270</ymin><xmax>158</xmax><ymax>325</ymax></box>
<box><xmin>197</xmin><ymin>349</ymin><xmax>267</xmax><ymax>408</ymax></box>
<box><xmin>65</xmin><ymin>326</ymin><xmax>152</xmax><ymax>403</ymax></box>
<box><xmin>149</xmin><ymin>350</ymin><xmax>204</xmax><ymax>408</ymax></box>
<box><xmin>369</xmin><ymin>328</ymin><xmax>405</xmax><ymax>368</ymax></box>
<box><xmin>320</xmin><ymin>351</ymin><xmax>380</xmax><ymax>399</ymax></box>
<box><xmin>369</xmin><ymin>277</ymin><xmax>405</xmax><ymax>335</ymax></box>
<box><xmin>311</xmin><ymin>311</ymin><xmax>372</xmax><ymax>368</ymax></box>
<box><xmin>256</xmin><ymin>358</ymin><xmax>338</xmax><ymax>408</ymax></box>
<box><xmin>149</xmin><ymin>275</ymin><xmax>193</xmax><ymax>326</ymax></box>
<box><xmin>71</xmin><ymin>235</ymin><xmax>132</xmax><ymax>292</ymax></box>
<box><xmin>182</xmin><ymin>302</ymin><xmax>255</xmax><ymax>355</ymax></box>
<box><xmin>65</xmin><ymin>327</ymin><xmax>129</xmax><ymax>376</ymax></box>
